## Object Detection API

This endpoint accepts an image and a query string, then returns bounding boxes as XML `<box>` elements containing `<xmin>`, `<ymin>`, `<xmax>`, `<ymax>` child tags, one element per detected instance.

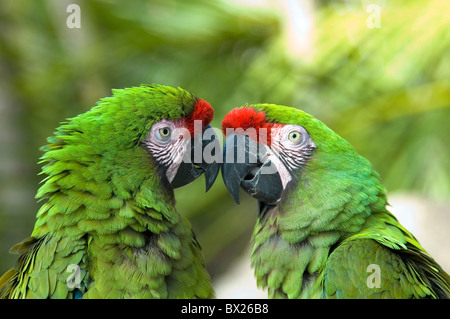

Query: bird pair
<box><xmin>0</xmin><ymin>84</ymin><xmax>448</xmax><ymax>299</ymax></box>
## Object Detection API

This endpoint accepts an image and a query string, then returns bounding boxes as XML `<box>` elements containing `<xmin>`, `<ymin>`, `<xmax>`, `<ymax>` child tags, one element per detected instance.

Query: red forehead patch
<box><xmin>222</xmin><ymin>107</ymin><xmax>281</xmax><ymax>145</ymax></box>
<box><xmin>185</xmin><ymin>98</ymin><xmax>214</xmax><ymax>135</ymax></box>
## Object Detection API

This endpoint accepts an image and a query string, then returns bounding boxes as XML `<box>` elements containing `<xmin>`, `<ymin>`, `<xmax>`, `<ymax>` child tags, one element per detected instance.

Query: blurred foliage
<box><xmin>0</xmin><ymin>0</ymin><xmax>449</xmax><ymax>282</ymax></box>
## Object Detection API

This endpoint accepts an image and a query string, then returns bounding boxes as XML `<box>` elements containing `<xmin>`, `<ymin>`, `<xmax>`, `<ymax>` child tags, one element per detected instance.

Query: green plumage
<box><xmin>248</xmin><ymin>104</ymin><xmax>450</xmax><ymax>299</ymax></box>
<box><xmin>0</xmin><ymin>84</ymin><xmax>213</xmax><ymax>299</ymax></box>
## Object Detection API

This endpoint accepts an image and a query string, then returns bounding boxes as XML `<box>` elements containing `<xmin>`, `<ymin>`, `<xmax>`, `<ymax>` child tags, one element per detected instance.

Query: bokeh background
<box><xmin>0</xmin><ymin>0</ymin><xmax>449</xmax><ymax>298</ymax></box>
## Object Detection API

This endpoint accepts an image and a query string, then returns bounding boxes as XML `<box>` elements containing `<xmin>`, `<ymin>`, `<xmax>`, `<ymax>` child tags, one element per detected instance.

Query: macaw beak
<box><xmin>221</xmin><ymin>134</ymin><xmax>283</xmax><ymax>204</ymax></box>
<box><xmin>171</xmin><ymin>125</ymin><xmax>220</xmax><ymax>191</ymax></box>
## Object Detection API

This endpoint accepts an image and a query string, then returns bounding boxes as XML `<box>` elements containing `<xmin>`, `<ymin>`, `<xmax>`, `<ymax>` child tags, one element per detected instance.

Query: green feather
<box><xmin>0</xmin><ymin>84</ymin><xmax>214</xmax><ymax>299</ymax></box>
<box><xmin>241</xmin><ymin>104</ymin><xmax>450</xmax><ymax>299</ymax></box>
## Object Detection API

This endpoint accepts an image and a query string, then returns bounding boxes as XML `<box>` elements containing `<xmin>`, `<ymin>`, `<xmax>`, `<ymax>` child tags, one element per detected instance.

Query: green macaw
<box><xmin>0</xmin><ymin>84</ymin><xmax>220</xmax><ymax>299</ymax></box>
<box><xmin>221</xmin><ymin>104</ymin><xmax>450</xmax><ymax>299</ymax></box>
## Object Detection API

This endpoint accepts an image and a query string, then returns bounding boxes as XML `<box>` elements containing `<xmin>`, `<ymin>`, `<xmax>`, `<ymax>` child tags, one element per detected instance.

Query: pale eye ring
<box><xmin>288</xmin><ymin>130</ymin><xmax>302</xmax><ymax>143</ymax></box>
<box><xmin>156</xmin><ymin>127</ymin><xmax>172</xmax><ymax>141</ymax></box>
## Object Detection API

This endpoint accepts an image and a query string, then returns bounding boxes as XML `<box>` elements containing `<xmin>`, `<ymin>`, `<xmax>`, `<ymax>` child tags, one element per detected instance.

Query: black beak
<box><xmin>221</xmin><ymin>134</ymin><xmax>283</xmax><ymax>204</ymax></box>
<box><xmin>171</xmin><ymin>125</ymin><xmax>220</xmax><ymax>191</ymax></box>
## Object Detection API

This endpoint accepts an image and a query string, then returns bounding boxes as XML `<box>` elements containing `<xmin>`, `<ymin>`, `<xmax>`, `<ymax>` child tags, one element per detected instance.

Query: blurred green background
<box><xmin>0</xmin><ymin>0</ymin><xmax>449</xmax><ymax>294</ymax></box>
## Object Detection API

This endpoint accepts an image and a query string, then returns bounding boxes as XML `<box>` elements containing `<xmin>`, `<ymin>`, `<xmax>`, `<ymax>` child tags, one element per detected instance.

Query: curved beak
<box><xmin>171</xmin><ymin>125</ymin><xmax>220</xmax><ymax>191</ymax></box>
<box><xmin>221</xmin><ymin>134</ymin><xmax>282</xmax><ymax>204</ymax></box>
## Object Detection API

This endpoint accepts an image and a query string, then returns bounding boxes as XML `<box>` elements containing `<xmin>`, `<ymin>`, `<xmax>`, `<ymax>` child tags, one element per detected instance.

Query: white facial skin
<box><xmin>261</xmin><ymin>124</ymin><xmax>315</xmax><ymax>189</ymax></box>
<box><xmin>143</xmin><ymin>119</ymin><xmax>192</xmax><ymax>182</ymax></box>
<box><xmin>145</xmin><ymin>120</ymin><xmax>315</xmax><ymax>189</ymax></box>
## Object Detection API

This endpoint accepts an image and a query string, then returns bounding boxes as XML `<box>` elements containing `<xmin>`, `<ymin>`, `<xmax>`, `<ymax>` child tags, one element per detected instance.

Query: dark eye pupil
<box><xmin>163</xmin><ymin>129</ymin><xmax>169</xmax><ymax>135</ymax></box>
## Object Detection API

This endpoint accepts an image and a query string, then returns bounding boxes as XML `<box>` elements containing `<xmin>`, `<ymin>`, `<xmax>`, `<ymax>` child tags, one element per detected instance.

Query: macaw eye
<box><xmin>156</xmin><ymin>127</ymin><xmax>172</xmax><ymax>141</ymax></box>
<box><xmin>288</xmin><ymin>130</ymin><xmax>302</xmax><ymax>143</ymax></box>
